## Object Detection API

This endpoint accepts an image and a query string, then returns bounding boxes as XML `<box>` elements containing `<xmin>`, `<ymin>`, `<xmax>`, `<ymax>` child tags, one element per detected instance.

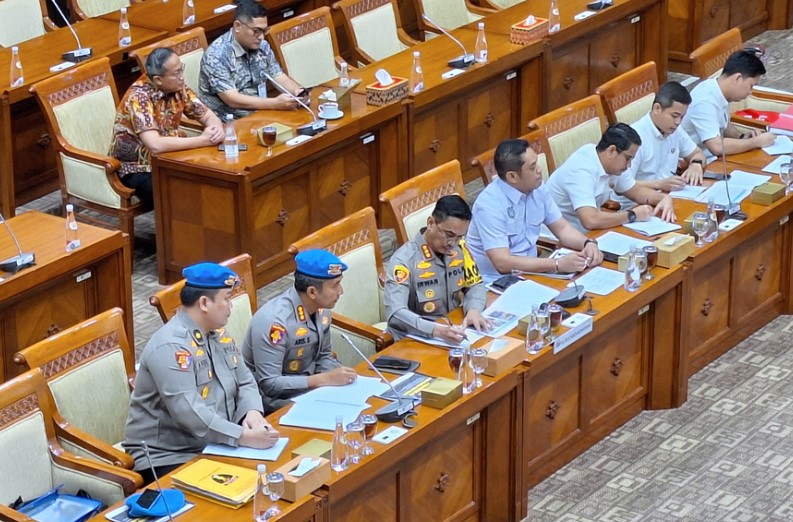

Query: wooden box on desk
<box><xmin>653</xmin><ymin>233</ymin><xmax>695</xmax><ymax>268</ymax></box>
<box><xmin>510</xmin><ymin>18</ymin><xmax>549</xmax><ymax>45</ymax></box>
<box><xmin>274</xmin><ymin>456</ymin><xmax>330</xmax><ymax>502</ymax></box>
<box><xmin>291</xmin><ymin>439</ymin><xmax>332</xmax><ymax>459</ymax></box>
<box><xmin>421</xmin><ymin>378</ymin><xmax>462</xmax><ymax>409</ymax></box>
<box><xmin>318</xmin><ymin>85</ymin><xmax>354</xmax><ymax>111</ymax></box>
<box><xmin>483</xmin><ymin>337</ymin><xmax>525</xmax><ymax>376</ymax></box>
<box><xmin>366</xmin><ymin>77</ymin><xmax>408</xmax><ymax>106</ymax></box>
<box><xmin>751</xmin><ymin>182</ymin><xmax>785</xmax><ymax>206</ymax></box>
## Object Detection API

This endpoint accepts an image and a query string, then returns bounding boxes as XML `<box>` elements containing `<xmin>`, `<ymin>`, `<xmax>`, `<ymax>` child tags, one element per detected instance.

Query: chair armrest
<box><xmin>0</xmin><ymin>504</ymin><xmax>31</xmax><ymax>522</ymax></box>
<box><xmin>335</xmin><ymin>56</ymin><xmax>357</xmax><ymax>70</ymax></box>
<box><xmin>331</xmin><ymin>312</ymin><xmax>394</xmax><ymax>351</ymax></box>
<box><xmin>730</xmin><ymin>115</ymin><xmax>768</xmax><ymax>130</ymax></box>
<box><xmin>397</xmin><ymin>29</ymin><xmax>420</xmax><ymax>47</ymax></box>
<box><xmin>50</xmin><ymin>450</ymin><xmax>142</xmax><ymax>496</ymax></box>
<box><xmin>53</xmin><ymin>413</ymin><xmax>134</xmax><ymax>469</ymax></box>
<box><xmin>352</xmin><ymin>48</ymin><xmax>377</xmax><ymax>66</ymax></box>
<box><xmin>43</xmin><ymin>16</ymin><xmax>58</xmax><ymax>31</ymax></box>
<box><xmin>465</xmin><ymin>1</ymin><xmax>496</xmax><ymax>16</ymax></box>
<box><xmin>58</xmin><ymin>144</ymin><xmax>136</xmax><ymax>199</ymax></box>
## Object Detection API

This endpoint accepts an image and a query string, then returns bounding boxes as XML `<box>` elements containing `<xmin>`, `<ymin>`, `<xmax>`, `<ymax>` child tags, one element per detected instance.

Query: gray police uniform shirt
<box><xmin>198</xmin><ymin>29</ymin><xmax>284</xmax><ymax>119</ymax></box>
<box><xmin>123</xmin><ymin>309</ymin><xmax>262</xmax><ymax>471</ymax></box>
<box><xmin>241</xmin><ymin>287</ymin><xmax>340</xmax><ymax>413</ymax></box>
<box><xmin>384</xmin><ymin>229</ymin><xmax>487</xmax><ymax>340</ymax></box>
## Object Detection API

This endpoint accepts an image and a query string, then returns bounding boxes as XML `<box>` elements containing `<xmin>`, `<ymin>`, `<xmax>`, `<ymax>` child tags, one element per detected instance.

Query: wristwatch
<box><xmin>691</xmin><ymin>159</ymin><xmax>704</xmax><ymax>166</ymax></box>
<box><xmin>626</xmin><ymin>210</ymin><xmax>637</xmax><ymax>223</ymax></box>
<box><xmin>583</xmin><ymin>238</ymin><xmax>598</xmax><ymax>249</ymax></box>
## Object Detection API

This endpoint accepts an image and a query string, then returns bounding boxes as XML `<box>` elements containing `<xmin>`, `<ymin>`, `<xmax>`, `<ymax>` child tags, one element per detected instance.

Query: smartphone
<box><xmin>296</xmin><ymin>87</ymin><xmax>312</xmax><ymax>99</ymax></box>
<box><xmin>703</xmin><ymin>171</ymin><xmax>730</xmax><ymax>181</ymax></box>
<box><xmin>135</xmin><ymin>489</ymin><xmax>160</xmax><ymax>510</ymax></box>
<box><xmin>217</xmin><ymin>144</ymin><xmax>248</xmax><ymax>152</ymax></box>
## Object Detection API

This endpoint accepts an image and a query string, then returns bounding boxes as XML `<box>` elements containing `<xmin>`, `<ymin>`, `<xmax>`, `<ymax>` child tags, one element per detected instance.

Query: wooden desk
<box><xmin>152</xmin><ymin>92</ymin><xmax>403</xmax><ymax>285</ymax></box>
<box><xmin>0</xmin><ymin>211</ymin><xmax>132</xmax><ymax>383</ymax></box>
<box><xmin>0</xmin><ymin>19</ymin><xmax>167</xmax><ymax>217</ymax></box>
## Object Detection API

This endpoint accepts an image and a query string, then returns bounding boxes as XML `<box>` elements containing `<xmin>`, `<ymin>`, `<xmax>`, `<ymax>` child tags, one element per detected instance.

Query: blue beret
<box><xmin>295</xmin><ymin>249</ymin><xmax>347</xmax><ymax>279</ymax></box>
<box><xmin>182</xmin><ymin>263</ymin><xmax>239</xmax><ymax>289</ymax></box>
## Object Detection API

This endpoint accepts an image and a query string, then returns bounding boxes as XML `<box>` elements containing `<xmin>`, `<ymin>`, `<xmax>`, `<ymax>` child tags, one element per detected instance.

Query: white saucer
<box><xmin>319</xmin><ymin>110</ymin><xmax>344</xmax><ymax>120</ymax></box>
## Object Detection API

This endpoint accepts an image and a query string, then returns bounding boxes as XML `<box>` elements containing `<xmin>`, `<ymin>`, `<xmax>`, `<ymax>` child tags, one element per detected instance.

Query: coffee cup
<box><xmin>319</xmin><ymin>102</ymin><xmax>340</xmax><ymax>118</ymax></box>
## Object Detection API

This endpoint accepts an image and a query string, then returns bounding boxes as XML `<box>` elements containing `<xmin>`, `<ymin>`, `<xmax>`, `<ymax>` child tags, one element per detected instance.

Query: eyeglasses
<box><xmin>239</xmin><ymin>20</ymin><xmax>269</xmax><ymax>38</ymax></box>
<box><xmin>436</xmin><ymin>224</ymin><xmax>466</xmax><ymax>244</ymax></box>
<box><xmin>159</xmin><ymin>64</ymin><xmax>186</xmax><ymax>79</ymax></box>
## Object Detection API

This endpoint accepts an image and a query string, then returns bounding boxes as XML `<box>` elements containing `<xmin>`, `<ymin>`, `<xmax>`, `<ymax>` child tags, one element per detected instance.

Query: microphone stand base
<box><xmin>448</xmin><ymin>54</ymin><xmax>475</xmax><ymax>69</ymax></box>
<box><xmin>296</xmin><ymin>120</ymin><xmax>328</xmax><ymax>137</ymax></box>
<box><xmin>376</xmin><ymin>398</ymin><xmax>416</xmax><ymax>423</ymax></box>
<box><xmin>62</xmin><ymin>48</ymin><xmax>93</xmax><ymax>63</ymax></box>
<box><xmin>726</xmin><ymin>210</ymin><xmax>748</xmax><ymax>221</ymax></box>
<box><xmin>0</xmin><ymin>252</ymin><xmax>35</xmax><ymax>274</ymax></box>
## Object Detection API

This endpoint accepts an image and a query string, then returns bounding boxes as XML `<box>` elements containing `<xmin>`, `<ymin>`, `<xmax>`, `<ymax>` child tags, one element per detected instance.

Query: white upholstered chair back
<box><xmin>350</xmin><ymin>3</ymin><xmax>408</xmax><ymax>62</ymax></box>
<box><xmin>225</xmin><ymin>293</ymin><xmax>254</xmax><ymax>347</ymax></box>
<box><xmin>0</xmin><ymin>0</ymin><xmax>47</xmax><ymax>46</ymax></box>
<box><xmin>74</xmin><ymin>0</ymin><xmax>129</xmax><ymax>18</ymax></box>
<box><xmin>419</xmin><ymin>0</ymin><xmax>482</xmax><ymax>30</ymax></box>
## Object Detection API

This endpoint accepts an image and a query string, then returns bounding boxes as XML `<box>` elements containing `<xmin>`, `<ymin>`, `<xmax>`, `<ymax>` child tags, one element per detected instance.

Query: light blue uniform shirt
<box><xmin>467</xmin><ymin>177</ymin><xmax>562</xmax><ymax>282</ymax></box>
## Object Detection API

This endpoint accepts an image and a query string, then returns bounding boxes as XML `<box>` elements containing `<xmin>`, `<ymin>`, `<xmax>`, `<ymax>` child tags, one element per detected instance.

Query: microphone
<box><xmin>720</xmin><ymin>127</ymin><xmax>747</xmax><ymax>220</ymax></box>
<box><xmin>48</xmin><ymin>0</ymin><xmax>92</xmax><ymax>62</ymax></box>
<box><xmin>140</xmin><ymin>441</ymin><xmax>176</xmax><ymax>522</ymax></box>
<box><xmin>340</xmin><ymin>333</ymin><xmax>416</xmax><ymax>423</ymax></box>
<box><xmin>263</xmin><ymin>72</ymin><xmax>327</xmax><ymax>136</ymax></box>
<box><xmin>421</xmin><ymin>14</ymin><xmax>475</xmax><ymax>69</ymax></box>
<box><xmin>0</xmin><ymin>211</ymin><xmax>35</xmax><ymax>274</ymax></box>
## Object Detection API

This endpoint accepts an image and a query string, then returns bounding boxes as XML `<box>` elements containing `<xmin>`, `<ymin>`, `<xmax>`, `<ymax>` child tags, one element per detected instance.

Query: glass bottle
<box><xmin>339</xmin><ymin>62</ymin><xmax>350</xmax><ymax>88</ymax></box>
<box><xmin>10</xmin><ymin>46</ymin><xmax>23</xmax><ymax>88</ymax></box>
<box><xmin>223</xmin><ymin>114</ymin><xmax>239</xmax><ymax>160</ymax></box>
<box><xmin>182</xmin><ymin>0</ymin><xmax>195</xmax><ymax>25</ymax></box>
<box><xmin>460</xmin><ymin>340</ymin><xmax>475</xmax><ymax>395</ymax></box>
<box><xmin>526</xmin><ymin>304</ymin><xmax>542</xmax><ymax>354</ymax></box>
<box><xmin>118</xmin><ymin>8</ymin><xmax>132</xmax><ymax>47</ymax></box>
<box><xmin>548</xmin><ymin>0</ymin><xmax>561</xmax><ymax>33</ymax></box>
<box><xmin>331</xmin><ymin>415</ymin><xmax>348</xmax><ymax>472</ymax></box>
<box><xmin>65</xmin><ymin>204</ymin><xmax>80</xmax><ymax>252</ymax></box>
<box><xmin>253</xmin><ymin>464</ymin><xmax>269</xmax><ymax>522</ymax></box>
<box><xmin>624</xmin><ymin>245</ymin><xmax>640</xmax><ymax>292</ymax></box>
<box><xmin>474</xmin><ymin>22</ymin><xmax>488</xmax><ymax>64</ymax></box>
<box><xmin>409</xmin><ymin>51</ymin><xmax>424</xmax><ymax>94</ymax></box>
<box><xmin>704</xmin><ymin>197</ymin><xmax>719</xmax><ymax>243</ymax></box>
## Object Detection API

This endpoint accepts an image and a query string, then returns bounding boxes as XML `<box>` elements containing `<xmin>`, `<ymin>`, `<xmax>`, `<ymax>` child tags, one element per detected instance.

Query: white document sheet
<box><xmin>695</xmin><ymin>171</ymin><xmax>769</xmax><ymax>206</ymax></box>
<box><xmin>762</xmin><ymin>135</ymin><xmax>793</xmax><ymax>155</ymax></box>
<box><xmin>573</xmin><ymin>266</ymin><xmax>624</xmax><ymax>296</ymax></box>
<box><xmin>762</xmin><ymin>154</ymin><xmax>792</xmax><ymax>174</ymax></box>
<box><xmin>670</xmin><ymin>184</ymin><xmax>707</xmax><ymax>200</ymax></box>
<box><xmin>407</xmin><ymin>330</ymin><xmax>485</xmax><ymax>349</ymax></box>
<box><xmin>203</xmin><ymin>438</ymin><xmax>289</xmax><ymax>460</ymax></box>
<box><xmin>279</xmin><ymin>400</ymin><xmax>369</xmax><ymax>431</ymax></box>
<box><xmin>477</xmin><ymin>279</ymin><xmax>559</xmax><ymax>337</ymax></box>
<box><xmin>623</xmin><ymin>217</ymin><xmax>682</xmax><ymax>237</ymax></box>
<box><xmin>594</xmin><ymin>231</ymin><xmax>652</xmax><ymax>256</ymax></box>
<box><xmin>291</xmin><ymin>375</ymin><xmax>388</xmax><ymax>405</ymax></box>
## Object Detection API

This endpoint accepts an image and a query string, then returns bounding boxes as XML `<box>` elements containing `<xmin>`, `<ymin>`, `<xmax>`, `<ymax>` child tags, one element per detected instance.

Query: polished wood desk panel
<box><xmin>0</xmin><ymin>20</ymin><xmax>167</xmax><ymax>217</ymax></box>
<box><xmin>152</xmin><ymin>92</ymin><xmax>403</xmax><ymax>285</ymax></box>
<box><xmin>0</xmin><ymin>211</ymin><xmax>132</xmax><ymax>383</ymax></box>
<box><xmin>473</xmin><ymin>0</ymin><xmax>667</xmax><ymax>111</ymax></box>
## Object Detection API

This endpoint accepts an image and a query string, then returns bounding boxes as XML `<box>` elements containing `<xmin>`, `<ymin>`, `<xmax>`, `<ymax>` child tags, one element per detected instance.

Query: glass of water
<box><xmin>265</xmin><ymin>472</ymin><xmax>284</xmax><ymax>518</ymax></box>
<box><xmin>345</xmin><ymin>421</ymin><xmax>365</xmax><ymax>465</ymax></box>
<box><xmin>692</xmin><ymin>212</ymin><xmax>708</xmax><ymax>247</ymax></box>
<box><xmin>781</xmin><ymin>163</ymin><xmax>793</xmax><ymax>195</ymax></box>
<box><xmin>471</xmin><ymin>347</ymin><xmax>487</xmax><ymax>388</ymax></box>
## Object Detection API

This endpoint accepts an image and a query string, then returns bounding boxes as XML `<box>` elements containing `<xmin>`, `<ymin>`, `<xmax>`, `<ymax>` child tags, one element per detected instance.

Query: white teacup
<box><xmin>319</xmin><ymin>102</ymin><xmax>341</xmax><ymax>118</ymax></box>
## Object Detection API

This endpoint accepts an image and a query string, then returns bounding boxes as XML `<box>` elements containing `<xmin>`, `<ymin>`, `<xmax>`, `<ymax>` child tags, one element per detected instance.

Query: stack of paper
<box><xmin>170</xmin><ymin>459</ymin><xmax>258</xmax><ymax>508</ymax></box>
<box><xmin>203</xmin><ymin>438</ymin><xmax>289</xmax><ymax>461</ymax></box>
<box><xmin>762</xmin><ymin>135</ymin><xmax>793</xmax><ymax>155</ymax></box>
<box><xmin>573</xmin><ymin>266</ymin><xmax>624</xmax><ymax>296</ymax></box>
<box><xmin>695</xmin><ymin>170</ymin><xmax>770</xmax><ymax>206</ymax></box>
<box><xmin>762</xmin><ymin>154</ymin><xmax>791</xmax><ymax>175</ymax></box>
<box><xmin>623</xmin><ymin>216</ymin><xmax>681</xmax><ymax>237</ymax></box>
<box><xmin>595</xmin><ymin>231</ymin><xmax>652</xmax><ymax>256</ymax></box>
<box><xmin>670</xmin><ymin>184</ymin><xmax>707</xmax><ymax>200</ymax></box>
<box><xmin>476</xmin><ymin>279</ymin><xmax>560</xmax><ymax>337</ymax></box>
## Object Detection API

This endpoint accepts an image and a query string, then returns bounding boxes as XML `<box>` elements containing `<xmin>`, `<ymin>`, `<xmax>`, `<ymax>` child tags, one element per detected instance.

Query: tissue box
<box><xmin>653</xmin><ymin>233</ymin><xmax>695</xmax><ymax>268</ymax></box>
<box><xmin>365</xmin><ymin>77</ymin><xmax>408</xmax><ymax>106</ymax></box>
<box><xmin>274</xmin><ymin>456</ymin><xmax>331</xmax><ymax>502</ymax></box>
<box><xmin>255</xmin><ymin>122</ymin><xmax>293</xmax><ymax>146</ymax></box>
<box><xmin>421</xmin><ymin>377</ymin><xmax>462</xmax><ymax>409</ymax></box>
<box><xmin>319</xmin><ymin>84</ymin><xmax>355</xmax><ymax>112</ymax></box>
<box><xmin>751</xmin><ymin>182</ymin><xmax>785</xmax><ymax>206</ymax></box>
<box><xmin>291</xmin><ymin>438</ymin><xmax>332</xmax><ymax>460</ymax></box>
<box><xmin>482</xmin><ymin>337</ymin><xmax>525</xmax><ymax>376</ymax></box>
<box><xmin>510</xmin><ymin>18</ymin><xmax>549</xmax><ymax>45</ymax></box>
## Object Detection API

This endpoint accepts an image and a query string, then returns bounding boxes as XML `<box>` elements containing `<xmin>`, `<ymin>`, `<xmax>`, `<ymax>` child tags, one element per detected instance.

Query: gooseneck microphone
<box><xmin>340</xmin><ymin>333</ymin><xmax>416</xmax><ymax>423</ymax></box>
<box><xmin>141</xmin><ymin>441</ymin><xmax>176</xmax><ymax>522</ymax></box>
<box><xmin>263</xmin><ymin>72</ymin><xmax>327</xmax><ymax>136</ymax></box>
<box><xmin>49</xmin><ymin>0</ymin><xmax>93</xmax><ymax>62</ymax></box>
<box><xmin>421</xmin><ymin>14</ymin><xmax>475</xmax><ymax>69</ymax></box>
<box><xmin>0</xmin><ymin>211</ymin><xmax>35</xmax><ymax>274</ymax></box>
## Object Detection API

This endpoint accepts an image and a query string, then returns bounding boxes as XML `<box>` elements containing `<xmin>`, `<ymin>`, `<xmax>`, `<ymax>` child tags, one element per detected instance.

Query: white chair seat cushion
<box><xmin>547</xmin><ymin>118</ymin><xmax>603</xmax><ymax>168</ymax></box>
<box><xmin>61</xmin><ymin>154</ymin><xmax>123</xmax><ymax>208</ymax></box>
<box><xmin>331</xmin><ymin>326</ymin><xmax>375</xmax><ymax>366</ymax></box>
<box><xmin>181</xmin><ymin>48</ymin><xmax>205</xmax><ymax>93</ymax></box>
<box><xmin>336</xmin><ymin>244</ymin><xmax>382</xmax><ymax>325</ymax></box>
<box><xmin>225</xmin><ymin>294</ymin><xmax>253</xmax><ymax>347</ymax></box>
<box><xmin>0</xmin><ymin>412</ymin><xmax>52</xmax><ymax>504</ymax></box>
<box><xmin>281</xmin><ymin>28</ymin><xmax>338</xmax><ymax>87</ymax></box>
<box><xmin>0</xmin><ymin>0</ymin><xmax>46</xmax><ymax>47</ymax></box>
<box><xmin>614</xmin><ymin>93</ymin><xmax>655</xmax><ymax>125</ymax></box>
<box><xmin>403</xmin><ymin>206</ymin><xmax>433</xmax><ymax>243</ymax></box>
<box><xmin>351</xmin><ymin>5</ymin><xmax>408</xmax><ymax>61</ymax></box>
<box><xmin>51</xmin><ymin>460</ymin><xmax>126</xmax><ymax>505</ymax></box>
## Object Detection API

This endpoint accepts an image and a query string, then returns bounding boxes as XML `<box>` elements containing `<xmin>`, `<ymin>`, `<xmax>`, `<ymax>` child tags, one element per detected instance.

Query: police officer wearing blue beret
<box><xmin>242</xmin><ymin>249</ymin><xmax>357</xmax><ymax>413</ymax></box>
<box><xmin>125</xmin><ymin>262</ymin><xmax>279</xmax><ymax>484</ymax></box>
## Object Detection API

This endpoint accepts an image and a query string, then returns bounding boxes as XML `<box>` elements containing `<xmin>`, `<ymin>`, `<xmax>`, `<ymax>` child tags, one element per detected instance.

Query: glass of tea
<box><xmin>448</xmin><ymin>348</ymin><xmax>464</xmax><ymax>378</ymax></box>
<box><xmin>547</xmin><ymin>304</ymin><xmax>563</xmax><ymax>341</ymax></box>
<box><xmin>359</xmin><ymin>414</ymin><xmax>377</xmax><ymax>456</ymax></box>
<box><xmin>642</xmin><ymin>245</ymin><xmax>658</xmax><ymax>280</ymax></box>
<box><xmin>262</xmin><ymin>126</ymin><xmax>277</xmax><ymax>157</ymax></box>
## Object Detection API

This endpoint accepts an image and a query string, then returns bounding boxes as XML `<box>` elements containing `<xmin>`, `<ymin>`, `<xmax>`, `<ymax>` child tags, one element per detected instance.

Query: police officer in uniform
<box><xmin>385</xmin><ymin>195</ymin><xmax>491</xmax><ymax>344</ymax></box>
<box><xmin>242</xmin><ymin>249</ymin><xmax>357</xmax><ymax>413</ymax></box>
<box><xmin>124</xmin><ymin>263</ymin><xmax>278</xmax><ymax>484</ymax></box>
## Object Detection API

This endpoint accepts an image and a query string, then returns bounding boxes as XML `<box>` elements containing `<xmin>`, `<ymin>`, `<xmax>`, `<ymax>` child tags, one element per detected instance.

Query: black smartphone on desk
<box><xmin>703</xmin><ymin>171</ymin><xmax>730</xmax><ymax>181</ymax></box>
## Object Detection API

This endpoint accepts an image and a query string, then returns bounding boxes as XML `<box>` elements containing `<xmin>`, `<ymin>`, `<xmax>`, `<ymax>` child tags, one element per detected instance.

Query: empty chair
<box><xmin>596</xmin><ymin>61</ymin><xmax>660</xmax><ymax>125</ymax></box>
<box><xmin>69</xmin><ymin>0</ymin><xmax>130</xmax><ymax>20</ymax></box>
<box><xmin>412</xmin><ymin>0</ymin><xmax>493</xmax><ymax>38</ymax></box>
<box><xmin>0</xmin><ymin>0</ymin><xmax>56</xmax><ymax>47</ymax></box>
<box><xmin>333</xmin><ymin>0</ymin><xmax>418</xmax><ymax>65</ymax></box>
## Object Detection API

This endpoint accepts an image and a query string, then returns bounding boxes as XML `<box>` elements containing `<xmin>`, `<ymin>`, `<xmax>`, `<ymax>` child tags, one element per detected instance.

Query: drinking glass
<box><xmin>265</xmin><ymin>472</ymin><xmax>284</xmax><ymax>518</ymax></box>
<box><xmin>781</xmin><ymin>162</ymin><xmax>793</xmax><ymax>195</ymax></box>
<box><xmin>634</xmin><ymin>249</ymin><xmax>647</xmax><ymax>284</ymax></box>
<box><xmin>537</xmin><ymin>307</ymin><xmax>550</xmax><ymax>342</ymax></box>
<box><xmin>262</xmin><ymin>126</ymin><xmax>277</xmax><ymax>157</ymax></box>
<box><xmin>547</xmin><ymin>304</ymin><xmax>563</xmax><ymax>341</ymax></box>
<box><xmin>346</xmin><ymin>421</ymin><xmax>365</xmax><ymax>464</ymax></box>
<box><xmin>692</xmin><ymin>212</ymin><xmax>708</xmax><ymax>247</ymax></box>
<box><xmin>360</xmin><ymin>414</ymin><xmax>377</xmax><ymax>456</ymax></box>
<box><xmin>471</xmin><ymin>348</ymin><xmax>487</xmax><ymax>388</ymax></box>
<box><xmin>713</xmin><ymin>204</ymin><xmax>726</xmax><ymax>224</ymax></box>
<box><xmin>448</xmin><ymin>348</ymin><xmax>464</xmax><ymax>378</ymax></box>
<box><xmin>642</xmin><ymin>246</ymin><xmax>658</xmax><ymax>280</ymax></box>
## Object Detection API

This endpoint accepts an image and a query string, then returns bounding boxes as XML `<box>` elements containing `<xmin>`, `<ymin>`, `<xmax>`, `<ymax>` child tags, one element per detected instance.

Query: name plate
<box><xmin>553</xmin><ymin>314</ymin><xmax>593</xmax><ymax>354</ymax></box>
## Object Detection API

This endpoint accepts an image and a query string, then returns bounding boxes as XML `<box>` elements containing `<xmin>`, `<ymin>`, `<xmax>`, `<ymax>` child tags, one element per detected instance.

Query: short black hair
<box><xmin>180</xmin><ymin>286</ymin><xmax>221</xmax><ymax>307</ymax></box>
<box><xmin>654</xmin><ymin>81</ymin><xmax>691</xmax><ymax>109</ymax></box>
<box><xmin>722</xmin><ymin>50</ymin><xmax>766</xmax><ymax>79</ymax></box>
<box><xmin>145</xmin><ymin>47</ymin><xmax>176</xmax><ymax>77</ymax></box>
<box><xmin>234</xmin><ymin>0</ymin><xmax>267</xmax><ymax>22</ymax></box>
<box><xmin>294</xmin><ymin>272</ymin><xmax>325</xmax><ymax>293</ymax></box>
<box><xmin>494</xmin><ymin>139</ymin><xmax>529</xmax><ymax>180</ymax></box>
<box><xmin>431</xmin><ymin>194</ymin><xmax>471</xmax><ymax>223</ymax></box>
<box><xmin>596</xmin><ymin>123</ymin><xmax>642</xmax><ymax>153</ymax></box>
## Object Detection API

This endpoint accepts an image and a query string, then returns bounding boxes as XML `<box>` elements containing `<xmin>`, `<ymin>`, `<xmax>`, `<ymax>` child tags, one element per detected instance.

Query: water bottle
<box><xmin>460</xmin><ymin>340</ymin><xmax>476</xmax><ymax>394</ymax></box>
<box><xmin>65</xmin><ymin>204</ymin><xmax>80</xmax><ymax>252</ymax></box>
<box><xmin>118</xmin><ymin>8</ymin><xmax>132</xmax><ymax>47</ymax></box>
<box><xmin>339</xmin><ymin>62</ymin><xmax>350</xmax><ymax>88</ymax></box>
<box><xmin>549</xmin><ymin>0</ymin><xmax>561</xmax><ymax>33</ymax></box>
<box><xmin>409</xmin><ymin>51</ymin><xmax>424</xmax><ymax>94</ymax></box>
<box><xmin>474</xmin><ymin>22</ymin><xmax>488</xmax><ymax>64</ymax></box>
<box><xmin>704</xmin><ymin>197</ymin><xmax>719</xmax><ymax>243</ymax></box>
<box><xmin>253</xmin><ymin>464</ymin><xmax>269</xmax><ymax>522</ymax></box>
<box><xmin>624</xmin><ymin>245</ymin><xmax>640</xmax><ymax>292</ymax></box>
<box><xmin>10</xmin><ymin>46</ymin><xmax>23</xmax><ymax>88</ymax></box>
<box><xmin>331</xmin><ymin>415</ymin><xmax>348</xmax><ymax>472</ymax></box>
<box><xmin>182</xmin><ymin>0</ymin><xmax>195</xmax><ymax>25</ymax></box>
<box><xmin>223</xmin><ymin>114</ymin><xmax>239</xmax><ymax>160</ymax></box>
<box><xmin>526</xmin><ymin>304</ymin><xmax>542</xmax><ymax>354</ymax></box>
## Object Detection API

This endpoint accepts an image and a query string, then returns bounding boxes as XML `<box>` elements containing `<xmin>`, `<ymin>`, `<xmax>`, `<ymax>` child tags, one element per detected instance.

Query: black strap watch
<box><xmin>691</xmin><ymin>159</ymin><xmax>704</xmax><ymax>166</ymax></box>
<box><xmin>626</xmin><ymin>210</ymin><xmax>637</xmax><ymax>223</ymax></box>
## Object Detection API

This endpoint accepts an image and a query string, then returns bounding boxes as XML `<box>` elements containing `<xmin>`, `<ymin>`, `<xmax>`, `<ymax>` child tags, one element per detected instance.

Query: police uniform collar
<box><xmin>414</xmin><ymin>229</ymin><xmax>437</xmax><ymax>261</ymax></box>
<box><xmin>287</xmin><ymin>287</ymin><xmax>312</xmax><ymax>322</ymax></box>
<box><xmin>175</xmin><ymin>309</ymin><xmax>209</xmax><ymax>344</ymax></box>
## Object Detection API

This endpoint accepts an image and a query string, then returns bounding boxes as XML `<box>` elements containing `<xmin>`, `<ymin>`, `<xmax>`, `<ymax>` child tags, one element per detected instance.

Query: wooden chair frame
<box><xmin>411</xmin><ymin>0</ymin><xmax>493</xmax><ymax>38</ymax></box>
<box><xmin>332</xmin><ymin>0</ymin><xmax>419</xmax><ymax>66</ymax></box>
<box><xmin>287</xmin><ymin>206</ymin><xmax>393</xmax><ymax>351</ymax></box>
<box><xmin>595</xmin><ymin>61</ymin><xmax>659</xmax><ymax>125</ymax></box>
<box><xmin>29</xmin><ymin>57</ymin><xmax>146</xmax><ymax>245</ymax></box>
<box><xmin>149</xmin><ymin>253</ymin><xmax>258</xmax><ymax>324</ymax></box>
<box><xmin>14</xmin><ymin>308</ymin><xmax>135</xmax><ymax>469</ymax></box>
<box><xmin>379</xmin><ymin>159</ymin><xmax>466</xmax><ymax>245</ymax></box>
<box><xmin>470</xmin><ymin>129</ymin><xmax>552</xmax><ymax>186</ymax></box>
<box><xmin>0</xmin><ymin>369</ymin><xmax>141</xmax><ymax>522</ymax></box>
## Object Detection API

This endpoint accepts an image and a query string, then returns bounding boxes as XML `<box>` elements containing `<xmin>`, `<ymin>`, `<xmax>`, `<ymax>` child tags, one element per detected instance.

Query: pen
<box><xmin>441</xmin><ymin>317</ymin><xmax>468</xmax><ymax>340</ymax></box>
<box><xmin>584</xmin><ymin>256</ymin><xmax>591</xmax><ymax>269</ymax></box>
